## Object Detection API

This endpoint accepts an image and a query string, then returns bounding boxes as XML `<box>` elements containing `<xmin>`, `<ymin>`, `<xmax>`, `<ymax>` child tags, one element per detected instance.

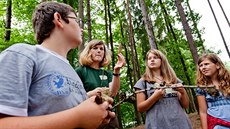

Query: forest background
<box><xmin>0</xmin><ymin>0</ymin><xmax>230</xmax><ymax>128</ymax></box>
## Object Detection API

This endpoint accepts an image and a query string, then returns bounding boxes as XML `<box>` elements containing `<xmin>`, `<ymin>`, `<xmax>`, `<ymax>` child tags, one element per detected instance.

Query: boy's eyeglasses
<box><xmin>67</xmin><ymin>16</ymin><xmax>83</xmax><ymax>27</ymax></box>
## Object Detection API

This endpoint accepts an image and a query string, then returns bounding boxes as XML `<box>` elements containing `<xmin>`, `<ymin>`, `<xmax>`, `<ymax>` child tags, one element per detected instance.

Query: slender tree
<box><xmin>4</xmin><ymin>0</ymin><xmax>12</xmax><ymax>42</ymax></box>
<box><xmin>114</xmin><ymin>2</ymin><xmax>135</xmax><ymax>127</ymax></box>
<box><xmin>78</xmin><ymin>0</ymin><xmax>84</xmax><ymax>52</ymax></box>
<box><xmin>207</xmin><ymin>0</ymin><xmax>230</xmax><ymax>58</ymax></box>
<box><xmin>107</xmin><ymin>0</ymin><xmax>115</xmax><ymax>68</ymax></box>
<box><xmin>160</xmin><ymin>0</ymin><xmax>197</xmax><ymax>113</ymax></box>
<box><xmin>217</xmin><ymin>0</ymin><xmax>230</xmax><ymax>58</ymax></box>
<box><xmin>175</xmin><ymin>0</ymin><xmax>199</xmax><ymax>64</ymax></box>
<box><xmin>104</xmin><ymin>0</ymin><xmax>109</xmax><ymax>48</ymax></box>
<box><xmin>186</xmin><ymin>0</ymin><xmax>206</xmax><ymax>53</ymax></box>
<box><xmin>138</xmin><ymin>0</ymin><xmax>157</xmax><ymax>49</ymax></box>
<box><xmin>126</xmin><ymin>0</ymin><xmax>142</xmax><ymax>125</ymax></box>
<box><xmin>217</xmin><ymin>0</ymin><xmax>230</xmax><ymax>28</ymax></box>
<box><xmin>86</xmin><ymin>0</ymin><xmax>92</xmax><ymax>41</ymax></box>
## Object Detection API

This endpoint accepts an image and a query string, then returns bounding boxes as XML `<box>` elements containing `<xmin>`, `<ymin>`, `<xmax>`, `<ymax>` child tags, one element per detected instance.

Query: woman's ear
<box><xmin>53</xmin><ymin>12</ymin><xmax>63</xmax><ymax>28</ymax></box>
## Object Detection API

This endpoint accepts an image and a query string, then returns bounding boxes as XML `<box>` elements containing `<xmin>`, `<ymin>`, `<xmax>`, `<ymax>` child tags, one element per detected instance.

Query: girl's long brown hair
<box><xmin>196</xmin><ymin>53</ymin><xmax>230</xmax><ymax>96</ymax></box>
<box><xmin>142</xmin><ymin>49</ymin><xmax>177</xmax><ymax>84</ymax></box>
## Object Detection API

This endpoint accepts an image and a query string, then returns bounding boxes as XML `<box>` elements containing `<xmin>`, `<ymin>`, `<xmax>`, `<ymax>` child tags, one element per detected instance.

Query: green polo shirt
<box><xmin>76</xmin><ymin>66</ymin><xmax>113</xmax><ymax>92</ymax></box>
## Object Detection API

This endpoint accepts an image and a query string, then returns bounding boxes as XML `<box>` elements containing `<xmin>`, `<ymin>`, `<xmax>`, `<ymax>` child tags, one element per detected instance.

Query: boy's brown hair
<box><xmin>32</xmin><ymin>2</ymin><xmax>76</xmax><ymax>44</ymax></box>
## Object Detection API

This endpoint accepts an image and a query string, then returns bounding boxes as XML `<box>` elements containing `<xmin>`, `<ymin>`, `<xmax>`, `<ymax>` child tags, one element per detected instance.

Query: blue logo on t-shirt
<box><xmin>53</xmin><ymin>75</ymin><xmax>64</xmax><ymax>88</ymax></box>
<box><xmin>47</xmin><ymin>72</ymin><xmax>70</xmax><ymax>96</ymax></box>
<box><xmin>47</xmin><ymin>72</ymin><xmax>87</xmax><ymax>99</ymax></box>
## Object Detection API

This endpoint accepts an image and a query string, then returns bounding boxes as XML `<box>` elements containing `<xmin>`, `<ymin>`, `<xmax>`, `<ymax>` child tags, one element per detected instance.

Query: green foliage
<box><xmin>120</xmin><ymin>102</ymin><xmax>137</xmax><ymax>128</ymax></box>
<box><xmin>12</xmin><ymin>0</ymin><xmax>37</xmax><ymax>21</ymax></box>
<box><xmin>0</xmin><ymin>0</ymin><xmax>37</xmax><ymax>52</ymax></box>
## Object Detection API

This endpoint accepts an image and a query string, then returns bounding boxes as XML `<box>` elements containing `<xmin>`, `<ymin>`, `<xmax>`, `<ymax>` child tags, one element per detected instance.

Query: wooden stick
<box><xmin>112</xmin><ymin>97</ymin><xmax>127</xmax><ymax>109</ymax></box>
<box><xmin>135</xmin><ymin>85</ymin><xmax>215</xmax><ymax>94</ymax></box>
<box><xmin>112</xmin><ymin>85</ymin><xmax>215</xmax><ymax>108</ymax></box>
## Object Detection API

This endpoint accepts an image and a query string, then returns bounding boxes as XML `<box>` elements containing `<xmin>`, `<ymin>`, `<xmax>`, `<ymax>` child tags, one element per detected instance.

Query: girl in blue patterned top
<box><xmin>196</xmin><ymin>53</ymin><xmax>230</xmax><ymax>129</ymax></box>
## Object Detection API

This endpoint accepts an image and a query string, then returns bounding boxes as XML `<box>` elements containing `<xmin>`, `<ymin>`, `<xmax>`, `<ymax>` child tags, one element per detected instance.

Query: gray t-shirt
<box><xmin>134</xmin><ymin>79</ymin><xmax>192</xmax><ymax>129</ymax></box>
<box><xmin>0</xmin><ymin>43</ymin><xmax>87</xmax><ymax>116</ymax></box>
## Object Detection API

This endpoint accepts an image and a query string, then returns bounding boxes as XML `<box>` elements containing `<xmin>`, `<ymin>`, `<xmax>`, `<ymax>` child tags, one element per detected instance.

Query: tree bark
<box><xmin>217</xmin><ymin>0</ymin><xmax>230</xmax><ymax>58</ymax></box>
<box><xmin>107</xmin><ymin>0</ymin><xmax>115</xmax><ymax>68</ymax></box>
<box><xmin>78</xmin><ymin>0</ymin><xmax>84</xmax><ymax>53</ymax></box>
<box><xmin>217</xmin><ymin>0</ymin><xmax>230</xmax><ymax>28</ymax></box>
<box><xmin>4</xmin><ymin>0</ymin><xmax>12</xmax><ymax>42</ymax></box>
<box><xmin>160</xmin><ymin>0</ymin><xmax>197</xmax><ymax>113</ymax></box>
<box><xmin>138</xmin><ymin>0</ymin><xmax>157</xmax><ymax>49</ymax></box>
<box><xmin>207</xmin><ymin>0</ymin><xmax>230</xmax><ymax>58</ymax></box>
<box><xmin>175</xmin><ymin>0</ymin><xmax>199</xmax><ymax>64</ymax></box>
<box><xmin>186</xmin><ymin>0</ymin><xmax>206</xmax><ymax>53</ymax></box>
<box><xmin>126</xmin><ymin>0</ymin><xmax>142</xmax><ymax>125</ymax></box>
<box><xmin>104</xmin><ymin>0</ymin><xmax>109</xmax><ymax>56</ymax></box>
<box><xmin>86</xmin><ymin>0</ymin><xmax>92</xmax><ymax>41</ymax></box>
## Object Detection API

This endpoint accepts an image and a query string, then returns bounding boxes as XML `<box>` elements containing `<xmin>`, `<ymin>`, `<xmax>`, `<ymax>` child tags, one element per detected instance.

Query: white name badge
<box><xmin>99</xmin><ymin>75</ymin><xmax>108</xmax><ymax>80</ymax></box>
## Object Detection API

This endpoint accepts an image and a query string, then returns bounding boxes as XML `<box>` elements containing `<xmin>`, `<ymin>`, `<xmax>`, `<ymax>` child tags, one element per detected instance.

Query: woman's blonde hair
<box><xmin>79</xmin><ymin>39</ymin><xmax>112</xmax><ymax>67</ymax></box>
<box><xmin>142</xmin><ymin>49</ymin><xmax>177</xmax><ymax>84</ymax></box>
<box><xmin>196</xmin><ymin>53</ymin><xmax>230</xmax><ymax>96</ymax></box>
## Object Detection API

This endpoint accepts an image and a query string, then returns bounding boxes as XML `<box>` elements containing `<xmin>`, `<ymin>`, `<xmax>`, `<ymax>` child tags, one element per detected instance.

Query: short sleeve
<box><xmin>0</xmin><ymin>46</ymin><xmax>34</xmax><ymax>116</ymax></box>
<box><xmin>134</xmin><ymin>79</ymin><xmax>145</xmax><ymax>90</ymax></box>
<box><xmin>177</xmin><ymin>78</ymin><xmax>183</xmax><ymax>84</ymax></box>
<box><xmin>196</xmin><ymin>87</ymin><xmax>206</xmax><ymax>96</ymax></box>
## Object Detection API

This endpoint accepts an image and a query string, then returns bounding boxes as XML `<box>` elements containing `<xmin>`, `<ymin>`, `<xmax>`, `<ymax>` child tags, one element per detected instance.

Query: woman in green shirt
<box><xmin>76</xmin><ymin>39</ymin><xmax>126</xmax><ymax>97</ymax></box>
<box><xmin>75</xmin><ymin>39</ymin><xmax>126</xmax><ymax>129</ymax></box>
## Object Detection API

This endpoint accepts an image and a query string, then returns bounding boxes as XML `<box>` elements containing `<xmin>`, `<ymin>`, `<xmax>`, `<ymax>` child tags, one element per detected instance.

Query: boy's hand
<box><xmin>76</xmin><ymin>96</ymin><xmax>114</xmax><ymax>129</ymax></box>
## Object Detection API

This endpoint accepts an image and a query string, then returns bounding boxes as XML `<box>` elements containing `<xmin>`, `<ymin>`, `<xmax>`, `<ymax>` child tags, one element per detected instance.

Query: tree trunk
<box><xmin>217</xmin><ymin>0</ymin><xmax>230</xmax><ymax>28</ymax></box>
<box><xmin>107</xmin><ymin>0</ymin><xmax>115</xmax><ymax>68</ymax></box>
<box><xmin>175</xmin><ymin>0</ymin><xmax>199</xmax><ymax>64</ymax></box>
<box><xmin>4</xmin><ymin>0</ymin><xmax>12</xmax><ymax>42</ymax></box>
<box><xmin>186</xmin><ymin>0</ymin><xmax>206</xmax><ymax>53</ymax></box>
<box><xmin>207</xmin><ymin>0</ymin><xmax>230</xmax><ymax>58</ymax></box>
<box><xmin>160</xmin><ymin>0</ymin><xmax>197</xmax><ymax>113</ymax></box>
<box><xmin>115</xmin><ymin>1</ymin><xmax>133</xmax><ymax>126</ymax></box>
<box><xmin>126</xmin><ymin>0</ymin><xmax>142</xmax><ymax>125</ymax></box>
<box><xmin>138</xmin><ymin>0</ymin><xmax>157</xmax><ymax>49</ymax></box>
<box><xmin>104</xmin><ymin>0</ymin><xmax>109</xmax><ymax>50</ymax></box>
<box><xmin>78</xmin><ymin>0</ymin><xmax>84</xmax><ymax>53</ymax></box>
<box><xmin>133</xmin><ymin>36</ymin><xmax>141</xmax><ymax>79</ymax></box>
<box><xmin>86</xmin><ymin>0</ymin><xmax>92</xmax><ymax>41</ymax></box>
<box><xmin>217</xmin><ymin>0</ymin><xmax>230</xmax><ymax>58</ymax></box>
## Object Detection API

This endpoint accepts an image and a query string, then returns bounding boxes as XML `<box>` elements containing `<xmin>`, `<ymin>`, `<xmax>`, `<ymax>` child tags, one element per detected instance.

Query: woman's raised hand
<box><xmin>114</xmin><ymin>53</ymin><xmax>126</xmax><ymax>71</ymax></box>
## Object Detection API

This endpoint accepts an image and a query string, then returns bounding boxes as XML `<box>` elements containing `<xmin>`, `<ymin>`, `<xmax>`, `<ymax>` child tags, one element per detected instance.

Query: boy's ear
<box><xmin>53</xmin><ymin>12</ymin><xmax>63</xmax><ymax>28</ymax></box>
